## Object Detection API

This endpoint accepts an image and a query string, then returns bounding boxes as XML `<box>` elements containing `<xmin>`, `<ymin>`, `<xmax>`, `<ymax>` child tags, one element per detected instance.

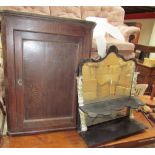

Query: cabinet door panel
<box><xmin>14</xmin><ymin>31</ymin><xmax>81</xmax><ymax>133</ymax></box>
<box><xmin>1</xmin><ymin>12</ymin><xmax>94</xmax><ymax>135</ymax></box>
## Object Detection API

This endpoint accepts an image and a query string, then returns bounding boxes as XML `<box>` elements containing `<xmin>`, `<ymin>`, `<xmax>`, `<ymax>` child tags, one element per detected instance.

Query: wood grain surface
<box><xmin>0</xmin><ymin>11</ymin><xmax>94</xmax><ymax>135</ymax></box>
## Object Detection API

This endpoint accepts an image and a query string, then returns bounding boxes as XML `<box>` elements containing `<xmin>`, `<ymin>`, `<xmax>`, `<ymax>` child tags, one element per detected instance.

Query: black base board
<box><xmin>79</xmin><ymin>117</ymin><xmax>147</xmax><ymax>147</ymax></box>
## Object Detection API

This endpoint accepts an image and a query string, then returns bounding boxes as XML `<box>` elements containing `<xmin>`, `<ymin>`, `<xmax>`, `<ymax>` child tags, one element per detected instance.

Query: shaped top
<box><xmin>79</xmin><ymin>52</ymin><xmax>136</xmax><ymax>103</ymax></box>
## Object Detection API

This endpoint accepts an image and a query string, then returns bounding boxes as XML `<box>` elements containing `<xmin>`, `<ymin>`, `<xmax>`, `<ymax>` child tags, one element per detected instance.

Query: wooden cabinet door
<box><xmin>1</xmin><ymin>11</ymin><xmax>94</xmax><ymax>135</ymax></box>
<box><xmin>13</xmin><ymin>31</ymin><xmax>82</xmax><ymax>134</ymax></box>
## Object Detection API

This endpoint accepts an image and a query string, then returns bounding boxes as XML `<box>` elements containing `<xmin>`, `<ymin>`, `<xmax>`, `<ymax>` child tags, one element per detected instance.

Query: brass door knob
<box><xmin>17</xmin><ymin>78</ymin><xmax>23</xmax><ymax>86</ymax></box>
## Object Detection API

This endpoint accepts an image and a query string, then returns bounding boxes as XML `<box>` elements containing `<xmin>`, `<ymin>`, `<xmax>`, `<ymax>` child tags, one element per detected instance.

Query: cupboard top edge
<box><xmin>0</xmin><ymin>10</ymin><xmax>96</xmax><ymax>28</ymax></box>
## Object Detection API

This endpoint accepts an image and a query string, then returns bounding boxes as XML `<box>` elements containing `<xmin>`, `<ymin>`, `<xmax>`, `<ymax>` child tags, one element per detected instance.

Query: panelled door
<box><xmin>13</xmin><ymin>31</ymin><xmax>82</xmax><ymax>134</ymax></box>
<box><xmin>1</xmin><ymin>11</ymin><xmax>94</xmax><ymax>135</ymax></box>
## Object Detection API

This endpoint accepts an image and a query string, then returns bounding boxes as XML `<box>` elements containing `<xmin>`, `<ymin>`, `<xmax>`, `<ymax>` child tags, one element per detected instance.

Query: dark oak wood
<box><xmin>0</xmin><ymin>10</ymin><xmax>95</xmax><ymax>135</ymax></box>
<box><xmin>137</xmin><ymin>63</ymin><xmax>155</xmax><ymax>95</ymax></box>
<box><xmin>125</xmin><ymin>12</ymin><xmax>155</xmax><ymax>19</ymax></box>
<box><xmin>135</xmin><ymin>44</ymin><xmax>155</xmax><ymax>54</ymax></box>
<box><xmin>151</xmin><ymin>81</ymin><xmax>155</xmax><ymax>100</ymax></box>
<box><xmin>123</xmin><ymin>6</ymin><xmax>155</xmax><ymax>14</ymax></box>
<box><xmin>135</xmin><ymin>44</ymin><xmax>155</xmax><ymax>95</ymax></box>
<box><xmin>134</xmin><ymin>44</ymin><xmax>155</xmax><ymax>61</ymax></box>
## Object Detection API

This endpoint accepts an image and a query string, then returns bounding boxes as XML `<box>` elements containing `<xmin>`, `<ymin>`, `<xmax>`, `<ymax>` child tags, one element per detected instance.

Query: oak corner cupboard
<box><xmin>0</xmin><ymin>10</ymin><xmax>95</xmax><ymax>135</ymax></box>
